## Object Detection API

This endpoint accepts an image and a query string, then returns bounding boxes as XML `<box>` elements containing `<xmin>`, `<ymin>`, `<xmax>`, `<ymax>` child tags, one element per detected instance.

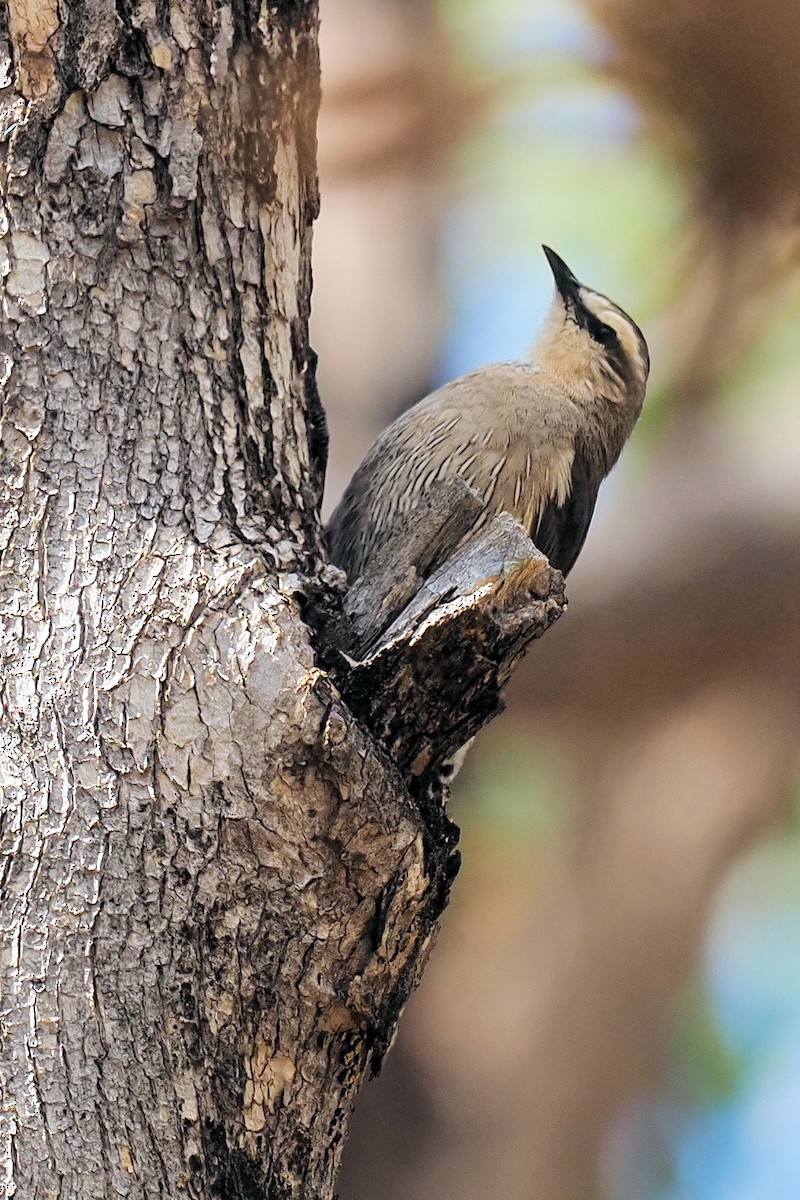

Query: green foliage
<box><xmin>672</xmin><ymin>986</ymin><xmax>745</xmax><ymax>1106</ymax></box>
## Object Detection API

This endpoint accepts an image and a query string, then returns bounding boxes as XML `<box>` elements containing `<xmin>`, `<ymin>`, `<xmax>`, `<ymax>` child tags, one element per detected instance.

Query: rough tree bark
<box><xmin>0</xmin><ymin>5</ymin><xmax>564</xmax><ymax>1199</ymax></box>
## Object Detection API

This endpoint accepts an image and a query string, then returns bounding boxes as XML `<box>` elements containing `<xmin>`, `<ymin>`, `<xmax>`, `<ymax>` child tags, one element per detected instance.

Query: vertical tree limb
<box><xmin>0</xmin><ymin>5</ymin><xmax>565</xmax><ymax>1198</ymax></box>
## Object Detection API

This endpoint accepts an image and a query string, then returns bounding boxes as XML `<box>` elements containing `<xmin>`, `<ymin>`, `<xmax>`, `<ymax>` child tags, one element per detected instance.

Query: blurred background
<box><xmin>312</xmin><ymin>1</ymin><xmax>800</xmax><ymax>1196</ymax></box>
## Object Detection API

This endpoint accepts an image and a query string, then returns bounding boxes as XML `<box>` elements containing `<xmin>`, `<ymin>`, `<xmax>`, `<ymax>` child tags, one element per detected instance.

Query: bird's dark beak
<box><xmin>542</xmin><ymin>246</ymin><xmax>581</xmax><ymax>302</ymax></box>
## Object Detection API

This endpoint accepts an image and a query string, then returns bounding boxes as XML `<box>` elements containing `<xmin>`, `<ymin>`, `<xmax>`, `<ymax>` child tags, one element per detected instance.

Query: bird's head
<box><xmin>532</xmin><ymin>246</ymin><xmax>650</xmax><ymax>408</ymax></box>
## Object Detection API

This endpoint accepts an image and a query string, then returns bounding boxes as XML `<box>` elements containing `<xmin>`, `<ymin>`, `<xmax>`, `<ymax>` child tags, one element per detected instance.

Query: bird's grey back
<box><xmin>327</xmin><ymin>361</ymin><xmax>583</xmax><ymax>582</ymax></box>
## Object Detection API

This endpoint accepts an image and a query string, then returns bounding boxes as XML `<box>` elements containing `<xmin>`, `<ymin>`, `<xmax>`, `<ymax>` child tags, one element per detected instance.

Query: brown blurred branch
<box><xmin>588</xmin><ymin>0</ymin><xmax>800</xmax><ymax>218</ymax></box>
<box><xmin>587</xmin><ymin>0</ymin><xmax>800</xmax><ymax>414</ymax></box>
<box><xmin>320</xmin><ymin>64</ymin><xmax>489</xmax><ymax>178</ymax></box>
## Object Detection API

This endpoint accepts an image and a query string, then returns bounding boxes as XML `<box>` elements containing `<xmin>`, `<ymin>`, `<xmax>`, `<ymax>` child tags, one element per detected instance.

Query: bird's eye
<box><xmin>595</xmin><ymin>323</ymin><xmax>617</xmax><ymax>348</ymax></box>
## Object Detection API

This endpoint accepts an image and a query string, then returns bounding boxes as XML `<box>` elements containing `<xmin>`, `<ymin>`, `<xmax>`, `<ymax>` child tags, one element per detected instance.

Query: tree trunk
<box><xmin>0</xmin><ymin>5</ymin><xmax>564</xmax><ymax>1198</ymax></box>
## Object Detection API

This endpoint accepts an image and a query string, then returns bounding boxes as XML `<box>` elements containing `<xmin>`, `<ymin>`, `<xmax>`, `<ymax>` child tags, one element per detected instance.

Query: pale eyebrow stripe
<box><xmin>582</xmin><ymin>290</ymin><xmax>646</xmax><ymax>369</ymax></box>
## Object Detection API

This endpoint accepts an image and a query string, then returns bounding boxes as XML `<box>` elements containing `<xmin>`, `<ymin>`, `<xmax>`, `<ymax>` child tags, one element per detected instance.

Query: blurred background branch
<box><xmin>313</xmin><ymin>1</ymin><xmax>800</xmax><ymax>1196</ymax></box>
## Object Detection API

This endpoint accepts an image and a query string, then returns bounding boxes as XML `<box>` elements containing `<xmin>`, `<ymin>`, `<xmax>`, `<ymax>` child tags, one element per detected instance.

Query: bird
<box><xmin>327</xmin><ymin>245</ymin><xmax>649</xmax><ymax>587</ymax></box>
